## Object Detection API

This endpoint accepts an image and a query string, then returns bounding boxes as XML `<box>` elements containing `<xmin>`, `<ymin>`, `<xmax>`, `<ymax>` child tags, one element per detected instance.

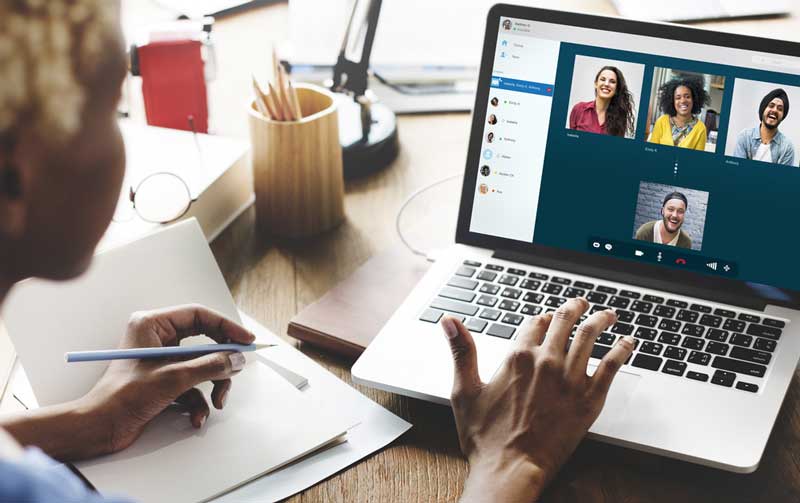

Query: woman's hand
<box><xmin>82</xmin><ymin>304</ymin><xmax>256</xmax><ymax>454</ymax></box>
<box><xmin>441</xmin><ymin>298</ymin><xmax>635</xmax><ymax>502</ymax></box>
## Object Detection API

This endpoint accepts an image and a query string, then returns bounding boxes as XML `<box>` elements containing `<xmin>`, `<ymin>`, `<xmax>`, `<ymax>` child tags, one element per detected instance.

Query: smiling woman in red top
<box><xmin>569</xmin><ymin>66</ymin><xmax>636</xmax><ymax>138</ymax></box>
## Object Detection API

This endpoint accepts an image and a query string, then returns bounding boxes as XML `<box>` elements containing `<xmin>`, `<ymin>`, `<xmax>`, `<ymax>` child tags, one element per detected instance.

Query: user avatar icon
<box><xmin>480</xmin><ymin>165</ymin><xmax>490</xmax><ymax>176</ymax></box>
<box><xmin>502</xmin><ymin>19</ymin><xmax>511</xmax><ymax>30</ymax></box>
<box><xmin>488</xmin><ymin>114</ymin><xmax>498</xmax><ymax>125</ymax></box>
<box><xmin>479</xmin><ymin>183</ymin><xmax>489</xmax><ymax>194</ymax></box>
<box><xmin>483</xmin><ymin>149</ymin><xmax>493</xmax><ymax>160</ymax></box>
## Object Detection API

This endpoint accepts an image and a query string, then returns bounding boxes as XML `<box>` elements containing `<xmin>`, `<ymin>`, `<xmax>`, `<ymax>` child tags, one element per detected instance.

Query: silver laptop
<box><xmin>353</xmin><ymin>4</ymin><xmax>800</xmax><ymax>472</ymax></box>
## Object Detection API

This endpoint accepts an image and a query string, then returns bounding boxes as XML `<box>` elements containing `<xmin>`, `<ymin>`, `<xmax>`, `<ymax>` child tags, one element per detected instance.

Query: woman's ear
<box><xmin>0</xmin><ymin>155</ymin><xmax>27</xmax><ymax>239</ymax></box>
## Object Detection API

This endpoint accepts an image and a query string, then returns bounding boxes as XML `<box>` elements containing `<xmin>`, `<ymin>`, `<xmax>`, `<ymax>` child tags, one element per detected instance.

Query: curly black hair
<box><xmin>657</xmin><ymin>75</ymin><xmax>710</xmax><ymax>117</ymax></box>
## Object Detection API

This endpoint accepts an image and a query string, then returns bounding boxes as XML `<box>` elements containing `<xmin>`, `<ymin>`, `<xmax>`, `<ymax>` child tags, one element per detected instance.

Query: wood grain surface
<box><xmin>204</xmin><ymin>2</ymin><xmax>800</xmax><ymax>501</ymax></box>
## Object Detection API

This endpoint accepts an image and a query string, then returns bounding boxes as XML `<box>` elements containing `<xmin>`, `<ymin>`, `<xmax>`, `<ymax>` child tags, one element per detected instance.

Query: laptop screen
<box><xmin>460</xmin><ymin>7</ymin><xmax>800</xmax><ymax>301</ymax></box>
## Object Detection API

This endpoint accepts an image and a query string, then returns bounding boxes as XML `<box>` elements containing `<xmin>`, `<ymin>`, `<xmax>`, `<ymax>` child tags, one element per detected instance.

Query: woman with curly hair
<box><xmin>648</xmin><ymin>75</ymin><xmax>710</xmax><ymax>150</ymax></box>
<box><xmin>569</xmin><ymin>65</ymin><xmax>636</xmax><ymax>138</ymax></box>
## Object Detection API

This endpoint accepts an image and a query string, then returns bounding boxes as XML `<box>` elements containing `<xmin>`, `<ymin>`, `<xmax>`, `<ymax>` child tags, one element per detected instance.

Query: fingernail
<box><xmin>441</xmin><ymin>318</ymin><xmax>458</xmax><ymax>339</ymax></box>
<box><xmin>622</xmin><ymin>335</ymin><xmax>635</xmax><ymax>347</ymax></box>
<box><xmin>229</xmin><ymin>352</ymin><xmax>246</xmax><ymax>371</ymax></box>
<box><xmin>221</xmin><ymin>389</ymin><xmax>229</xmax><ymax>408</ymax></box>
<box><xmin>199</xmin><ymin>415</ymin><xmax>206</xmax><ymax>428</ymax></box>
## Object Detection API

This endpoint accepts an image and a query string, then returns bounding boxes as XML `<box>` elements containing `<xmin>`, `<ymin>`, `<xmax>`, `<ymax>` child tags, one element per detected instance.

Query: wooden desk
<box><xmin>205</xmin><ymin>3</ymin><xmax>800</xmax><ymax>501</ymax></box>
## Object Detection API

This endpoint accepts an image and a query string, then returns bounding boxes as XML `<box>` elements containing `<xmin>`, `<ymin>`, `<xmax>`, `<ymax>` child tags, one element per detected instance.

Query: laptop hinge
<box><xmin>493</xmin><ymin>249</ymin><xmax>768</xmax><ymax>311</ymax></box>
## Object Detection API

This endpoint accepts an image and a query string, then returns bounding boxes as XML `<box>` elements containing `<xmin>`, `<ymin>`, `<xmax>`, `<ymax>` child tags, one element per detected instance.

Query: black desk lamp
<box><xmin>331</xmin><ymin>0</ymin><xmax>399</xmax><ymax>178</ymax></box>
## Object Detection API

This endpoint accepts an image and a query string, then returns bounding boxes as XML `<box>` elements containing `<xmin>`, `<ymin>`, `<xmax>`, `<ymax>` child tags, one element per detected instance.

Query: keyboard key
<box><xmin>686</xmin><ymin>371</ymin><xmax>709</xmax><ymax>382</ymax></box>
<box><xmin>723</xmin><ymin>319</ymin><xmax>746</xmax><ymax>332</ymax></box>
<box><xmin>640</xmin><ymin>341</ymin><xmax>663</xmax><ymax>355</ymax></box>
<box><xmin>619</xmin><ymin>290</ymin><xmax>641</xmax><ymax>299</ymax></box>
<box><xmin>632</xmin><ymin>353</ymin><xmax>662</xmax><ymax>371</ymax></box>
<box><xmin>586</xmin><ymin>292</ymin><xmax>608</xmax><ymax>304</ymax></box>
<box><xmin>463</xmin><ymin>260</ymin><xmax>481</xmax><ymax>267</ymax></box>
<box><xmin>419</xmin><ymin>308</ymin><xmax>443</xmax><ymax>323</ymax></box>
<box><xmin>738</xmin><ymin>313</ymin><xmax>760</xmax><ymax>323</ymax></box>
<box><xmin>521</xmin><ymin>304</ymin><xmax>542</xmax><ymax>316</ymax></box>
<box><xmin>736</xmin><ymin>382</ymin><xmax>759</xmax><ymax>393</ymax></box>
<box><xmin>501</xmin><ymin>287</ymin><xmax>522</xmax><ymax>299</ymax></box>
<box><xmin>634</xmin><ymin>327</ymin><xmax>658</xmax><ymax>340</ymax></box>
<box><xmin>430</xmin><ymin>298</ymin><xmax>479</xmax><ymax>316</ymax></box>
<box><xmin>688</xmin><ymin>351</ymin><xmax>711</xmax><ymax>366</ymax></box>
<box><xmin>630</xmin><ymin>301</ymin><xmax>653</xmax><ymax>314</ymax></box>
<box><xmin>476</xmin><ymin>270</ymin><xmax>497</xmax><ymax>281</ymax></box>
<box><xmin>590</xmin><ymin>305</ymin><xmax>609</xmax><ymax>314</ymax></box>
<box><xmin>676</xmin><ymin>310</ymin><xmax>699</xmax><ymax>323</ymax></box>
<box><xmin>746</xmin><ymin>324</ymin><xmax>782</xmax><ymax>340</ymax></box>
<box><xmin>657</xmin><ymin>332</ymin><xmax>680</xmax><ymax>345</ymax></box>
<box><xmin>711</xmin><ymin>370</ymin><xmax>735</xmax><ymax>387</ymax></box>
<box><xmin>635</xmin><ymin>314</ymin><xmax>658</xmax><ymax>328</ymax></box>
<box><xmin>597</xmin><ymin>332</ymin><xmax>616</xmax><ymax>345</ymax></box>
<box><xmin>653</xmin><ymin>305</ymin><xmax>676</xmax><ymax>318</ymax></box>
<box><xmin>477</xmin><ymin>295</ymin><xmax>498</xmax><ymax>307</ymax></box>
<box><xmin>664</xmin><ymin>346</ymin><xmax>687</xmax><ymax>360</ymax></box>
<box><xmin>596</xmin><ymin>285</ymin><xmax>618</xmax><ymax>294</ymax></box>
<box><xmin>519</xmin><ymin>279</ymin><xmax>541</xmax><ymax>291</ymax></box>
<box><xmin>455</xmin><ymin>266</ymin><xmax>476</xmax><ymax>277</ymax></box>
<box><xmin>479</xmin><ymin>283</ymin><xmax>500</xmax><ymax>295</ymax></box>
<box><xmin>681</xmin><ymin>324</ymin><xmax>705</xmax><ymax>337</ymax></box>
<box><xmin>574</xmin><ymin>281</ymin><xmax>594</xmax><ymax>289</ymax></box>
<box><xmin>714</xmin><ymin>308</ymin><xmax>736</xmax><ymax>318</ymax></box>
<box><xmin>541</xmin><ymin>283</ymin><xmax>563</xmax><ymax>295</ymax></box>
<box><xmin>611</xmin><ymin>323</ymin><xmax>634</xmax><ymax>336</ymax></box>
<box><xmin>690</xmin><ymin>303</ymin><xmax>712</xmax><ymax>313</ymax></box>
<box><xmin>754</xmin><ymin>338</ymin><xmax>777</xmax><ymax>352</ymax></box>
<box><xmin>681</xmin><ymin>336</ymin><xmax>704</xmax><ymax>350</ymax></box>
<box><xmin>699</xmin><ymin>314</ymin><xmax>722</xmax><ymax>328</ymax></box>
<box><xmin>616</xmin><ymin>310</ymin><xmax>635</xmax><ymax>323</ymax></box>
<box><xmin>545</xmin><ymin>296</ymin><xmax>567</xmax><ymax>308</ymax></box>
<box><xmin>507</xmin><ymin>268</ymin><xmax>526</xmax><ymax>276</ymax></box>
<box><xmin>528</xmin><ymin>272</ymin><xmax>548</xmax><ymax>280</ymax></box>
<box><xmin>486</xmin><ymin>323</ymin><xmax>515</xmax><ymax>339</ymax></box>
<box><xmin>608</xmin><ymin>296</ymin><xmax>630</xmax><ymax>309</ymax></box>
<box><xmin>563</xmin><ymin>287</ymin><xmax>586</xmax><ymax>298</ymax></box>
<box><xmin>485</xmin><ymin>264</ymin><xmax>504</xmax><ymax>271</ymax></box>
<box><xmin>729</xmin><ymin>333</ymin><xmax>753</xmax><ymax>347</ymax></box>
<box><xmin>712</xmin><ymin>356</ymin><xmax>767</xmax><ymax>378</ymax></box>
<box><xmin>479</xmin><ymin>308</ymin><xmax>502</xmax><ymax>321</ymax></box>
<box><xmin>729</xmin><ymin>346</ymin><xmax>771</xmax><ymax>365</ymax></box>
<box><xmin>498</xmin><ymin>300</ymin><xmax>520</xmax><ymax>312</ymax></box>
<box><xmin>643</xmin><ymin>294</ymin><xmax>665</xmax><ymax>304</ymax></box>
<box><xmin>448</xmin><ymin>276</ymin><xmax>478</xmax><ymax>290</ymax></box>
<box><xmin>662</xmin><ymin>359</ymin><xmax>687</xmax><ymax>376</ymax></box>
<box><xmin>705</xmin><ymin>341</ymin><xmax>729</xmax><ymax>356</ymax></box>
<box><xmin>705</xmin><ymin>328</ymin><xmax>729</xmax><ymax>343</ymax></box>
<box><xmin>591</xmin><ymin>344</ymin><xmax>612</xmax><ymax>359</ymax></box>
<box><xmin>658</xmin><ymin>319</ymin><xmax>681</xmax><ymax>332</ymax></box>
<box><xmin>498</xmin><ymin>275</ymin><xmax>519</xmax><ymax>286</ymax></box>
<box><xmin>439</xmin><ymin>287</ymin><xmax>476</xmax><ymax>303</ymax></box>
<box><xmin>552</xmin><ymin>276</ymin><xmax>571</xmax><ymax>285</ymax></box>
<box><xmin>763</xmin><ymin>318</ymin><xmax>786</xmax><ymax>328</ymax></box>
<box><xmin>501</xmin><ymin>313</ymin><xmax>524</xmax><ymax>326</ymax></box>
<box><xmin>666</xmin><ymin>299</ymin><xmax>688</xmax><ymax>308</ymax></box>
<box><xmin>522</xmin><ymin>292</ymin><xmax>544</xmax><ymax>304</ymax></box>
<box><xmin>464</xmin><ymin>318</ymin><xmax>488</xmax><ymax>333</ymax></box>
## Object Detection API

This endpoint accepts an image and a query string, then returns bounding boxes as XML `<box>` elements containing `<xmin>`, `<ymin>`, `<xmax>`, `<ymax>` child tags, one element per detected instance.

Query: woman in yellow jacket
<box><xmin>648</xmin><ymin>75</ymin><xmax>710</xmax><ymax>151</ymax></box>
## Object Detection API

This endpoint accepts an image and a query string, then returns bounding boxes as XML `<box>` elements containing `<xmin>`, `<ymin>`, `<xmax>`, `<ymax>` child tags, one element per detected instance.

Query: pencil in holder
<box><xmin>248</xmin><ymin>83</ymin><xmax>345</xmax><ymax>238</ymax></box>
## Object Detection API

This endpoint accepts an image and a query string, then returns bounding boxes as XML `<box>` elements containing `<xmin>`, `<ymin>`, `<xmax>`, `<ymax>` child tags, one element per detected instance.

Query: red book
<box><xmin>138</xmin><ymin>39</ymin><xmax>209</xmax><ymax>133</ymax></box>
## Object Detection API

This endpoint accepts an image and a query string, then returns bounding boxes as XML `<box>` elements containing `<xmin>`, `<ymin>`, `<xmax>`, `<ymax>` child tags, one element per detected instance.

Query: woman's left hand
<box><xmin>82</xmin><ymin>304</ymin><xmax>255</xmax><ymax>454</ymax></box>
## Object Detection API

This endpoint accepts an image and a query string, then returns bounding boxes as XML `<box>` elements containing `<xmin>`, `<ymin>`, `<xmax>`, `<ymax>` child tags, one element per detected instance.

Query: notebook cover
<box><xmin>288</xmin><ymin>248</ymin><xmax>431</xmax><ymax>358</ymax></box>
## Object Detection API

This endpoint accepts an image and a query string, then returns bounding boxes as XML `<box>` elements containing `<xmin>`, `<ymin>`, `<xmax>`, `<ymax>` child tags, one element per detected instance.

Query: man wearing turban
<box><xmin>733</xmin><ymin>88</ymin><xmax>796</xmax><ymax>166</ymax></box>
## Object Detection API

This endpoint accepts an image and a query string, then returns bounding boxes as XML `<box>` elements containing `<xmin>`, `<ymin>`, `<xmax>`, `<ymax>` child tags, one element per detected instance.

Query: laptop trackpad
<box><xmin>587</xmin><ymin>366</ymin><xmax>641</xmax><ymax>433</ymax></box>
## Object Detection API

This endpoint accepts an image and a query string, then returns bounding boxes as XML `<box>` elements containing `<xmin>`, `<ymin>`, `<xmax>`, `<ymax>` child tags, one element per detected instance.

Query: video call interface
<box><xmin>469</xmin><ymin>16</ymin><xmax>800</xmax><ymax>293</ymax></box>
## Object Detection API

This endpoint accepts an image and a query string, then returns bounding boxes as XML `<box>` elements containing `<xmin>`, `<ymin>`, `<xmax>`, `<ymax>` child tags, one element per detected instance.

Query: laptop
<box><xmin>352</xmin><ymin>4</ymin><xmax>800</xmax><ymax>473</ymax></box>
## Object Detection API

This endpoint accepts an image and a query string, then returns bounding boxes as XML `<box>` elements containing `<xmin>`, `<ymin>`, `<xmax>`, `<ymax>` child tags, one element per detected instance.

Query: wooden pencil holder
<box><xmin>248</xmin><ymin>84</ymin><xmax>345</xmax><ymax>238</ymax></box>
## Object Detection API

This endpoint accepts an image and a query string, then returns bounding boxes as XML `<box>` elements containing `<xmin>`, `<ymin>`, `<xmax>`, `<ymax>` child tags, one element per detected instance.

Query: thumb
<box><xmin>441</xmin><ymin>316</ymin><xmax>482</xmax><ymax>400</ymax></box>
<box><xmin>162</xmin><ymin>351</ymin><xmax>247</xmax><ymax>393</ymax></box>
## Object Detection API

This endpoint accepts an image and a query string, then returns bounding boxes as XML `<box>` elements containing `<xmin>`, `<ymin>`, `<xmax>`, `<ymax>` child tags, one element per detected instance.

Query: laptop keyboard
<box><xmin>420</xmin><ymin>260</ymin><xmax>787</xmax><ymax>394</ymax></box>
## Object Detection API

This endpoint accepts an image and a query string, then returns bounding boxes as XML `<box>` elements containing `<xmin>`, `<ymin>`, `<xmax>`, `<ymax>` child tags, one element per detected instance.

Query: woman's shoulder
<box><xmin>572</xmin><ymin>100</ymin><xmax>595</xmax><ymax>112</ymax></box>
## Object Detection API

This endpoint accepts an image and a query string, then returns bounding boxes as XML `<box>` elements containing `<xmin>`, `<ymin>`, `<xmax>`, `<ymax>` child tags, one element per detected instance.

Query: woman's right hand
<box><xmin>441</xmin><ymin>298</ymin><xmax>635</xmax><ymax>502</ymax></box>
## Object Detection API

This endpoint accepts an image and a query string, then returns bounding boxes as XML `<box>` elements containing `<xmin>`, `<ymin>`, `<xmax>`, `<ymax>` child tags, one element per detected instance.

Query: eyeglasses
<box><xmin>113</xmin><ymin>116</ymin><xmax>202</xmax><ymax>225</ymax></box>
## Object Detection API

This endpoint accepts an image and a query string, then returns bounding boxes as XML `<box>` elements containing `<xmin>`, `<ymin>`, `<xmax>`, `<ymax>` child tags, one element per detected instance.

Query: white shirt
<box><xmin>653</xmin><ymin>219</ymin><xmax>680</xmax><ymax>246</ymax></box>
<box><xmin>754</xmin><ymin>142</ymin><xmax>772</xmax><ymax>163</ymax></box>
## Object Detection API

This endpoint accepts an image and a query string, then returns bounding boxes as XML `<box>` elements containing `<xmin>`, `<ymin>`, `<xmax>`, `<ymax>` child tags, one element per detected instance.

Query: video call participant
<box><xmin>488</xmin><ymin>114</ymin><xmax>498</xmax><ymax>125</ymax></box>
<box><xmin>568</xmin><ymin>66</ymin><xmax>635</xmax><ymax>137</ymax></box>
<box><xmin>635</xmin><ymin>192</ymin><xmax>692</xmax><ymax>249</ymax></box>
<box><xmin>733</xmin><ymin>88</ymin><xmax>796</xmax><ymax>166</ymax></box>
<box><xmin>648</xmin><ymin>76</ymin><xmax>709</xmax><ymax>151</ymax></box>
